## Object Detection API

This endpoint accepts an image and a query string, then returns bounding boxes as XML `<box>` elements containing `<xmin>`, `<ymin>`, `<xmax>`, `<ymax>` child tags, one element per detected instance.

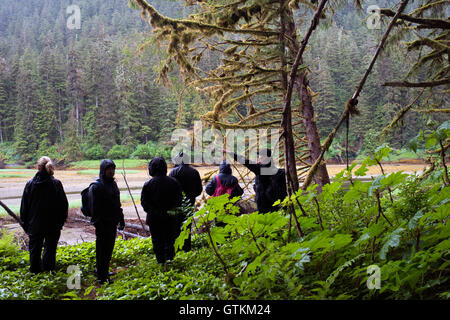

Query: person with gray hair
<box><xmin>20</xmin><ymin>156</ymin><xmax>68</xmax><ymax>273</ymax></box>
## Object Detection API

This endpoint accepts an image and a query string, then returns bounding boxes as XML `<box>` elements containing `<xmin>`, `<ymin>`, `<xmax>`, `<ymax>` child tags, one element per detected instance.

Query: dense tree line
<box><xmin>0</xmin><ymin>0</ymin><xmax>194</xmax><ymax>163</ymax></box>
<box><xmin>305</xmin><ymin>1</ymin><xmax>447</xmax><ymax>159</ymax></box>
<box><xmin>0</xmin><ymin>0</ymin><xmax>445</xmax><ymax>164</ymax></box>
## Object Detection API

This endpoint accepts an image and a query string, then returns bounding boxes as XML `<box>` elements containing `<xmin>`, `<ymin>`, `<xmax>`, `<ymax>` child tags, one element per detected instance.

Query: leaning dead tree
<box><xmin>131</xmin><ymin>0</ymin><xmax>338</xmax><ymax>194</ymax></box>
<box><xmin>303</xmin><ymin>0</ymin><xmax>449</xmax><ymax>189</ymax></box>
<box><xmin>380</xmin><ymin>0</ymin><xmax>450</xmax><ymax>132</ymax></box>
<box><xmin>379</xmin><ymin>0</ymin><xmax>450</xmax><ymax>184</ymax></box>
<box><xmin>302</xmin><ymin>0</ymin><xmax>412</xmax><ymax>189</ymax></box>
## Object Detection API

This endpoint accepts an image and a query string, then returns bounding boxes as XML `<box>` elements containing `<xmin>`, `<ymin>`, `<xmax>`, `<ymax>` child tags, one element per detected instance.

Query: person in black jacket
<box><xmin>169</xmin><ymin>152</ymin><xmax>203</xmax><ymax>206</ymax></box>
<box><xmin>88</xmin><ymin>159</ymin><xmax>125</xmax><ymax>283</ymax></box>
<box><xmin>168</xmin><ymin>152</ymin><xmax>203</xmax><ymax>252</ymax></box>
<box><xmin>20</xmin><ymin>156</ymin><xmax>68</xmax><ymax>273</ymax></box>
<box><xmin>141</xmin><ymin>157</ymin><xmax>182</xmax><ymax>270</ymax></box>
<box><xmin>226</xmin><ymin>149</ymin><xmax>287</xmax><ymax>213</ymax></box>
<box><xmin>205</xmin><ymin>161</ymin><xmax>244</xmax><ymax>198</ymax></box>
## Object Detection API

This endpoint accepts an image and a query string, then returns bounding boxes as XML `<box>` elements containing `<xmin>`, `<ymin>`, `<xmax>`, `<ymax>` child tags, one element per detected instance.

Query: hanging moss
<box><xmin>132</xmin><ymin>0</ymin><xmax>320</xmax><ymax>187</ymax></box>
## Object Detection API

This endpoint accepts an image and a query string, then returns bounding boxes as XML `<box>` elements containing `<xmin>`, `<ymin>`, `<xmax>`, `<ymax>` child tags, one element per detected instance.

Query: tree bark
<box><xmin>302</xmin><ymin>0</ymin><xmax>410</xmax><ymax>190</ymax></box>
<box><xmin>380</xmin><ymin>8</ymin><xmax>450</xmax><ymax>29</ymax></box>
<box><xmin>383</xmin><ymin>78</ymin><xmax>450</xmax><ymax>87</ymax></box>
<box><xmin>296</xmin><ymin>72</ymin><xmax>330</xmax><ymax>188</ymax></box>
<box><xmin>279</xmin><ymin>0</ymin><xmax>300</xmax><ymax>193</ymax></box>
<box><xmin>283</xmin><ymin>4</ymin><xmax>330</xmax><ymax>189</ymax></box>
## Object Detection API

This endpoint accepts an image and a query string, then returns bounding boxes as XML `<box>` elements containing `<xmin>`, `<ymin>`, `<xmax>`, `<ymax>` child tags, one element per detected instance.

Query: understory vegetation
<box><xmin>1</xmin><ymin>145</ymin><xmax>448</xmax><ymax>300</ymax></box>
<box><xmin>0</xmin><ymin>0</ymin><xmax>448</xmax><ymax>300</ymax></box>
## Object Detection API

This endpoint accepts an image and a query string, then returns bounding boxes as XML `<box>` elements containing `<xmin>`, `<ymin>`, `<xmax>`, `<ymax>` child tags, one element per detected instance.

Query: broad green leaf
<box><xmin>435</xmin><ymin>120</ymin><xmax>450</xmax><ymax>141</ymax></box>
<box><xmin>354</xmin><ymin>163</ymin><xmax>368</xmax><ymax>176</ymax></box>
<box><xmin>380</xmin><ymin>227</ymin><xmax>404</xmax><ymax>260</ymax></box>
<box><xmin>381</xmin><ymin>171</ymin><xmax>408</xmax><ymax>188</ymax></box>
<box><xmin>321</xmin><ymin>181</ymin><xmax>343</xmax><ymax>199</ymax></box>
<box><xmin>210</xmin><ymin>227</ymin><xmax>228</xmax><ymax>245</ymax></box>
<box><xmin>368</xmin><ymin>175</ymin><xmax>383</xmax><ymax>196</ymax></box>
<box><xmin>84</xmin><ymin>286</ymin><xmax>95</xmax><ymax>296</ymax></box>
<box><xmin>367</xmin><ymin>221</ymin><xmax>385</xmax><ymax>238</ymax></box>
<box><xmin>434</xmin><ymin>203</ymin><xmax>450</xmax><ymax>221</ymax></box>
<box><xmin>294</xmin><ymin>252</ymin><xmax>311</xmax><ymax>271</ymax></box>
<box><xmin>374</xmin><ymin>144</ymin><xmax>392</xmax><ymax>160</ymax></box>
<box><xmin>354</xmin><ymin>232</ymin><xmax>370</xmax><ymax>246</ymax></box>
<box><xmin>426</xmin><ymin>136</ymin><xmax>437</xmax><ymax>149</ymax></box>
<box><xmin>331</xmin><ymin>234</ymin><xmax>353</xmax><ymax>250</ymax></box>
<box><xmin>407</xmin><ymin>210</ymin><xmax>424</xmax><ymax>230</ymax></box>
<box><xmin>407</xmin><ymin>135</ymin><xmax>419</xmax><ymax>153</ymax></box>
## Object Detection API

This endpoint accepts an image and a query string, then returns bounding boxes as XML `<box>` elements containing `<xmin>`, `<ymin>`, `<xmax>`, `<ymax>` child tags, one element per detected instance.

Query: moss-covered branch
<box><xmin>134</xmin><ymin>0</ymin><xmax>280</xmax><ymax>36</ymax></box>
<box><xmin>380</xmin><ymin>8</ymin><xmax>450</xmax><ymax>29</ymax></box>
<box><xmin>383</xmin><ymin>78</ymin><xmax>450</xmax><ymax>87</ymax></box>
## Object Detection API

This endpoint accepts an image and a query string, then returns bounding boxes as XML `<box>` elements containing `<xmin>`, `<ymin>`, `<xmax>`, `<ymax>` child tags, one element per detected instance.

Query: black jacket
<box><xmin>89</xmin><ymin>159</ymin><xmax>125</xmax><ymax>225</ymax></box>
<box><xmin>205</xmin><ymin>162</ymin><xmax>244</xmax><ymax>198</ymax></box>
<box><xmin>168</xmin><ymin>163</ymin><xmax>203</xmax><ymax>205</ymax></box>
<box><xmin>20</xmin><ymin>170</ymin><xmax>68</xmax><ymax>235</ymax></box>
<box><xmin>232</xmin><ymin>152</ymin><xmax>287</xmax><ymax>213</ymax></box>
<box><xmin>141</xmin><ymin>157</ymin><xmax>183</xmax><ymax>225</ymax></box>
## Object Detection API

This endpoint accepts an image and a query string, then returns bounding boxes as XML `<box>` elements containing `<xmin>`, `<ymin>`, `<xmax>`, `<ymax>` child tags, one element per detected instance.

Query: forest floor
<box><xmin>0</xmin><ymin>162</ymin><xmax>429</xmax><ymax>246</ymax></box>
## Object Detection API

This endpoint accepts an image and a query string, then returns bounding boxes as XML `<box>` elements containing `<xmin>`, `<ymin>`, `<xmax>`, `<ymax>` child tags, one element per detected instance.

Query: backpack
<box><xmin>212</xmin><ymin>175</ymin><xmax>237</xmax><ymax>197</ymax></box>
<box><xmin>80</xmin><ymin>181</ymin><xmax>101</xmax><ymax>217</ymax></box>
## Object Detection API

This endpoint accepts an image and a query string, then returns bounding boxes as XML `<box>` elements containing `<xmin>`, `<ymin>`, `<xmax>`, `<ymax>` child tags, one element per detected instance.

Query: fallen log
<box><xmin>0</xmin><ymin>200</ymin><xmax>25</xmax><ymax>230</ymax></box>
<box><xmin>125</xmin><ymin>222</ymin><xmax>150</xmax><ymax>232</ymax></box>
<box><xmin>118</xmin><ymin>229</ymin><xmax>145</xmax><ymax>239</ymax></box>
<box><xmin>73</xmin><ymin>212</ymin><xmax>150</xmax><ymax>233</ymax></box>
<box><xmin>72</xmin><ymin>217</ymin><xmax>146</xmax><ymax>239</ymax></box>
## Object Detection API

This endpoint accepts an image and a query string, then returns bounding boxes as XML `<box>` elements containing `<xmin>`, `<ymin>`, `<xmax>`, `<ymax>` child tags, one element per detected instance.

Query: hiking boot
<box><xmin>95</xmin><ymin>268</ymin><xmax>116</xmax><ymax>277</ymax></box>
<box><xmin>97</xmin><ymin>277</ymin><xmax>114</xmax><ymax>285</ymax></box>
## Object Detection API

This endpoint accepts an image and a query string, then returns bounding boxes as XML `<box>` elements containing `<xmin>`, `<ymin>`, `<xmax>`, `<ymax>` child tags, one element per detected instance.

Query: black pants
<box><xmin>94</xmin><ymin>221</ymin><xmax>117</xmax><ymax>281</ymax></box>
<box><xmin>28</xmin><ymin>230</ymin><xmax>61</xmax><ymax>273</ymax></box>
<box><xmin>255</xmin><ymin>192</ymin><xmax>276</xmax><ymax>214</ymax></box>
<box><xmin>147</xmin><ymin>213</ymin><xmax>177</xmax><ymax>264</ymax></box>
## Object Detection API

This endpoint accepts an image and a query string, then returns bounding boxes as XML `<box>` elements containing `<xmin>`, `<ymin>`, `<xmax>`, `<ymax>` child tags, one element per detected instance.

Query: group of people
<box><xmin>18</xmin><ymin>149</ymin><xmax>287</xmax><ymax>284</ymax></box>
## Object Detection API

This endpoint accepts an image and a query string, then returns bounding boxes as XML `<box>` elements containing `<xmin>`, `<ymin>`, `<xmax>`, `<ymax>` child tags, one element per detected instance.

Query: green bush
<box><xmin>0</xmin><ymin>231</ymin><xmax>21</xmax><ymax>258</ymax></box>
<box><xmin>154</xmin><ymin>144</ymin><xmax>172</xmax><ymax>161</ymax></box>
<box><xmin>107</xmin><ymin>145</ymin><xmax>131</xmax><ymax>160</ymax></box>
<box><xmin>36</xmin><ymin>143</ymin><xmax>63</xmax><ymax>163</ymax></box>
<box><xmin>131</xmin><ymin>144</ymin><xmax>153</xmax><ymax>160</ymax></box>
<box><xmin>84</xmin><ymin>144</ymin><xmax>105</xmax><ymax>160</ymax></box>
<box><xmin>131</xmin><ymin>142</ymin><xmax>172</xmax><ymax>161</ymax></box>
<box><xmin>0</xmin><ymin>142</ymin><xmax>21</xmax><ymax>164</ymax></box>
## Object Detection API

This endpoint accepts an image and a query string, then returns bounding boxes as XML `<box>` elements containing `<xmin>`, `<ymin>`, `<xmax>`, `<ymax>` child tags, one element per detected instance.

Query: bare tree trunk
<box><xmin>280</xmin><ymin>0</ymin><xmax>300</xmax><ymax>193</ymax></box>
<box><xmin>296</xmin><ymin>72</ymin><xmax>330</xmax><ymax>188</ymax></box>
<box><xmin>284</xmin><ymin>5</ymin><xmax>330</xmax><ymax>189</ymax></box>
<box><xmin>302</xmin><ymin>0</ymin><xmax>410</xmax><ymax>190</ymax></box>
<box><xmin>75</xmin><ymin>98</ymin><xmax>79</xmax><ymax>137</ymax></box>
<box><xmin>58</xmin><ymin>99</ymin><xmax>64</xmax><ymax>143</ymax></box>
